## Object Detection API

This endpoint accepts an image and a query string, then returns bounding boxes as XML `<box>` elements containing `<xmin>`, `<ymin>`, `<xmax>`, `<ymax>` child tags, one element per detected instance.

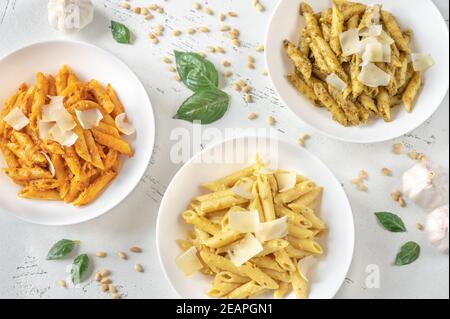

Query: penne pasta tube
<box><xmin>238</xmin><ymin>262</ymin><xmax>279</xmax><ymax>290</ymax></box>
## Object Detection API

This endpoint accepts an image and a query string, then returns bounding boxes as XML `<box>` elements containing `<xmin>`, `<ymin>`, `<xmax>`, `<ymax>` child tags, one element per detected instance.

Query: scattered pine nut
<box><xmin>101</xmin><ymin>284</ymin><xmax>109</xmax><ymax>292</ymax></box>
<box><xmin>256</xmin><ymin>45</ymin><xmax>265</xmax><ymax>52</ymax></box>
<box><xmin>207</xmin><ymin>46</ymin><xmax>216</xmax><ymax>53</ymax></box>
<box><xmin>233</xmin><ymin>83</ymin><xmax>242</xmax><ymax>92</ymax></box>
<box><xmin>359</xmin><ymin>170</ymin><xmax>368</xmax><ymax>180</ymax></box>
<box><xmin>187</xmin><ymin>27</ymin><xmax>196</xmax><ymax>35</ymax></box>
<box><xmin>244</xmin><ymin>95</ymin><xmax>253</xmax><ymax>103</ymax></box>
<box><xmin>262</xmin><ymin>69</ymin><xmax>268</xmax><ymax>76</ymax></box>
<box><xmin>117</xmin><ymin>251</ymin><xmax>128</xmax><ymax>260</ymax></box>
<box><xmin>121</xmin><ymin>2</ymin><xmax>130</xmax><ymax>10</ymax></box>
<box><xmin>199</xmin><ymin>26</ymin><xmax>210</xmax><ymax>33</ymax></box>
<box><xmin>174</xmin><ymin>75</ymin><xmax>182</xmax><ymax>82</ymax></box>
<box><xmin>298</xmin><ymin>134</ymin><xmax>310</xmax><ymax>147</ymax></box>
<box><xmin>223</xmin><ymin>71</ymin><xmax>232</xmax><ymax>78</ymax></box>
<box><xmin>216</xmin><ymin>47</ymin><xmax>225</xmax><ymax>54</ymax></box>
<box><xmin>220</xmin><ymin>25</ymin><xmax>230</xmax><ymax>32</ymax></box>
<box><xmin>267</xmin><ymin>116</ymin><xmax>275</xmax><ymax>126</ymax></box>
<box><xmin>144</xmin><ymin>14</ymin><xmax>154</xmax><ymax>20</ymax></box>
<box><xmin>218</xmin><ymin>13</ymin><xmax>226</xmax><ymax>21</ymax></box>
<box><xmin>255</xmin><ymin>2</ymin><xmax>265</xmax><ymax>12</ymax></box>
<box><xmin>133</xmin><ymin>7</ymin><xmax>141</xmax><ymax>14</ymax></box>
<box><xmin>57</xmin><ymin>280</ymin><xmax>67</xmax><ymax>288</ymax></box>
<box><xmin>100</xmin><ymin>269</ymin><xmax>110</xmax><ymax>277</ymax></box>
<box><xmin>247</xmin><ymin>56</ymin><xmax>255</xmax><ymax>63</ymax></box>
<box><xmin>148</xmin><ymin>4</ymin><xmax>159</xmax><ymax>11</ymax></box>
<box><xmin>222</xmin><ymin>60</ymin><xmax>231</xmax><ymax>67</ymax></box>
<box><xmin>392</xmin><ymin>143</ymin><xmax>402</xmax><ymax>154</ymax></box>
<box><xmin>156</xmin><ymin>24</ymin><xmax>165</xmax><ymax>32</ymax></box>
<box><xmin>391</xmin><ymin>190</ymin><xmax>401</xmax><ymax>202</ymax></box>
<box><xmin>135</xmin><ymin>263</ymin><xmax>144</xmax><ymax>272</ymax></box>
<box><xmin>109</xmin><ymin>285</ymin><xmax>118</xmax><ymax>293</ymax></box>
<box><xmin>172</xmin><ymin>30</ymin><xmax>182</xmax><ymax>37</ymax></box>
<box><xmin>416</xmin><ymin>223</ymin><xmax>424</xmax><ymax>231</ymax></box>
<box><xmin>141</xmin><ymin>8</ymin><xmax>149</xmax><ymax>15</ymax></box>
<box><xmin>358</xmin><ymin>183</ymin><xmax>368</xmax><ymax>192</ymax></box>
<box><xmin>237</xmin><ymin>80</ymin><xmax>246</xmax><ymax>87</ymax></box>
<box><xmin>399</xmin><ymin>197</ymin><xmax>406</xmax><ymax>207</ymax></box>
<box><xmin>192</xmin><ymin>2</ymin><xmax>201</xmax><ymax>10</ymax></box>
<box><xmin>242</xmin><ymin>86</ymin><xmax>252</xmax><ymax>93</ymax></box>
<box><xmin>95</xmin><ymin>272</ymin><xmax>102</xmax><ymax>282</ymax></box>
<box><xmin>203</xmin><ymin>7</ymin><xmax>213</xmax><ymax>15</ymax></box>
<box><xmin>381</xmin><ymin>168</ymin><xmax>392</xmax><ymax>176</ymax></box>
<box><xmin>351</xmin><ymin>178</ymin><xmax>361</xmax><ymax>185</ymax></box>
<box><xmin>156</xmin><ymin>7</ymin><xmax>164</xmax><ymax>14</ymax></box>
<box><xmin>96</xmin><ymin>251</ymin><xmax>107</xmax><ymax>258</ymax></box>
<box><xmin>162</xmin><ymin>57</ymin><xmax>172</xmax><ymax>64</ymax></box>
<box><xmin>248</xmin><ymin>112</ymin><xmax>257</xmax><ymax>120</ymax></box>
<box><xmin>232</xmin><ymin>39</ymin><xmax>241</xmax><ymax>47</ymax></box>
<box><xmin>101</xmin><ymin>277</ymin><xmax>111</xmax><ymax>285</ymax></box>
<box><xmin>168</xmin><ymin>66</ymin><xmax>176</xmax><ymax>72</ymax></box>
<box><xmin>228</xmin><ymin>11</ymin><xmax>238</xmax><ymax>17</ymax></box>
<box><xmin>247</xmin><ymin>63</ymin><xmax>255</xmax><ymax>69</ymax></box>
<box><xmin>230</xmin><ymin>28</ymin><xmax>240</xmax><ymax>37</ymax></box>
<box><xmin>112</xmin><ymin>293</ymin><xmax>120</xmax><ymax>299</ymax></box>
<box><xmin>130</xmin><ymin>246</ymin><xmax>142</xmax><ymax>253</ymax></box>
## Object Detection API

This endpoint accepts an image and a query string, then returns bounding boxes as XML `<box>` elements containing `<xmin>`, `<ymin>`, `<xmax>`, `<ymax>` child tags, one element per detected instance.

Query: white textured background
<box><xmin>0</xmin><ymin>0</ymin><xmax>448</xmax><ymax>299</ymax></box>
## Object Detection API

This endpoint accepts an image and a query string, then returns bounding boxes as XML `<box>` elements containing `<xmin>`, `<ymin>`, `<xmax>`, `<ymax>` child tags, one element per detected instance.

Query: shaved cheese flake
<box><xmin>176</xmin><ymin>247</ymin><xmax>203</xmax><ymax>276</ymax></box>
<box><xmin>42</xmin><ymin>101</ymin><xmax>76</xmax><ymax>132</ymax></box>
<box><xmin>359</xmin><ymin>25</ymin><xmax>382</xmax><ymax>37</ymax></box>
<box><xmin>339</xmin><ymin>28</ymin><xmax>361</xmax><ymax>56</ymax></box>
<box><xmin>297</xmin><ymin>256</ymin><xmax>318</xmax><ymax>282</ymax></box>
<box><xmin>3</xmin><ymin>108</ymin><xmax>29</xmax><ymax>131</ymax></box>
<box><xmin>275</xmin><ymin>172</ymin><xmax>297</xmax><ymax>192</ymax></box>
<box><xmin>40</xmin><ymin>152</ymin><xmax>55</xmax><ymax>177</ymax></box>
<box><xmin>231</xmin><ymin>183</ymin><xmax>254</xmax><ymax>200</ymax></box>
<box><xmin>361</xmin><ymin>42</ymin><xmax>391</xmax><ymax>65</ymax></box>
<box><xmin>75</xmin><ymin>108</ymin><xmax>103</xmax><ymax>129</ymax></box>
<box><xmin>49</xmin><ymin>124</ymin><xmax>78</xmax><ymax>147</ymax></box>
<box><xmin>38</xmin><ymin>121</ymin><xmax>54</xmax><ymax>140</ymax></box>
<box><xmin>255</xmin><ymin>216</ymin><xmax>288</xmax><ymax>243</ymax></box>
<box><xmin>228</xmin><ymin>233</ymin><xmax>263</xmax><ymax>267</ymax></box>
<box><xmin>411</xmin><ymin>53</ymin><xmax>435</xmax><ymax>72</ymax></box>
<box><xmin>377</xmin><ymin>31</ymin><xmax>394</xmax><ymax>45</ymax></box>
<box><xmin>326</xmin><ymin>73</ymin><xmax>348</xmax><ymax>92</ymax></box>
<box><xmin>366</xmin><ymin>4</ymin><xmax>381</xmax><ymax>26</ymax></box>
<box><xmin>358</xmin><ymin>62</ymin><xmax>391</xmax><ymax>88</ymax></box>
<box><xmin>115</xmin><ymin>113</ymin><xmax>135</xmax><ymax>135</ymax></box>
<box><xmin>228</xmin><ymin>210</ymin><xmax>260</xmax><ymax>233</ymax></box>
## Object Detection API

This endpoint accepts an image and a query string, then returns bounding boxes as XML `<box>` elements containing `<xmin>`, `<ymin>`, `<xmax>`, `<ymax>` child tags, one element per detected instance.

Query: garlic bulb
<box><xmin>402</xmin><ymin>159</ymin><xmax>449</xmax><ymax>209</ymax></box>
<box><xmin>48</xmin><ymin>0</ymin><xmax>94</xmax><ymax>34</ymax></box>
<box><xmin>425</xmin><ymin>205</ymin><xmax>449</xmax><ymax>253</ymax></box>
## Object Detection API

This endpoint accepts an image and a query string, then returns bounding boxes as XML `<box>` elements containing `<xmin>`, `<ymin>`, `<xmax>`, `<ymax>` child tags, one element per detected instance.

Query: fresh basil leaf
<box><xmin>111</xmin><ymin>21</ymin><xmax>131</xmax><ymax>44</ymax></box>
<box><xmin>174</xmin><ymin>89</ymin><xmax>229</xmax><ymax>124</ymax></box>
<box><xmin>46</xmin><ymin>239</ymin><xmax>78</xmax><ymax>260</ymax></box>
<box><xmin>174</xmin><ymin>51</ymin><xmax>219</xmax><ymax>91</ymax></box>
<box><xmin>71</xmin><ymin>254</ymin><xmax>90</xmax><ymax>284</ymax></box>
<box><xmin>374</xmin><ymin>212</ymin><xmax>406</xmax><ymax>232</ymax></box>
<box><xmin>395</xmin><ymin>242</ymin><xmax>420</xmax><ymax>266</ymax></box>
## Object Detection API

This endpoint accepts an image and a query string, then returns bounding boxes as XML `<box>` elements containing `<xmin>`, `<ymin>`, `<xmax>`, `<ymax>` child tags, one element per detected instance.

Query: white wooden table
<box><xmin>0</xmin><ymin>0</ymin><xmax>448</xmax><ymax>299</ymax></box>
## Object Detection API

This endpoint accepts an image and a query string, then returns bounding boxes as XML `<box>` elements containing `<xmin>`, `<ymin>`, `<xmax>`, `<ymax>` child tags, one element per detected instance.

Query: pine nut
<box><xmin>192</xmin><ymin>2</ymin><xmax>201</xmax><ymax>10</ymax></box>
<box><xmin>96</xmin><ymin>251</ymin><xmax>107</xmax><ymax>258</ymax></box>
<box><xmin>203</xmin><ymin>7</ymin><xmax>213</xmax><ymax>15</ymax></box>
<box><xmin>121</xmin><ymin>2</ymin><xmax>130</xmax><ymax>10</ymax></box>
<box><xmin>222</xmin><ymin>60</ymin><xmax>231</xmax><ymax>67</ymax></box>
<box><xmin>256</xmin><ymin>45</ymin><xmax>265</xmax><ymax>52</ymax></box>
<box><xmin>223</xmin><ymin>71</ymin><xmax>232</xmax><ymax>77</ymax></box>
<box><xmin>162</xmin><ymin>57</ymin><xmax>172</xmax><ymax>64</ymax></box>
<box><xmin>133</xmin><ymin>7</ymin><xmax>141</xmax><ymax>14</ymax></box>
<box><xmin>218</xmin><ymin>13</ymin><xmax>226</xmax><ymax>21</ymax></box>
<box><xmin>244</xmin><ymin>95</ymin><xmax>253</xmax><ymax>103</ymax></box>
<box><xmin>247</xmin><ymin>112</ymin><xmax>257</xmax><ymax>120</ymax></box>
<box><xmin>117</xmin><ymin>251</ymin><xmax>128</xmax><ymax>260</ymax></box>
<box><xmin>267</xmin><ymin>116</ymin><xmax>275</xmax><ymax>126</ymax></box>
<box><xmin>381</xmin><ymin>168</ymin><xmax>392</xmax><ymax>176</ymax></box>
<box><xmin>228</xmin><ymin>11</ymin><xmax>238</xmax><ymax>17</ymax></box>
<box><xmin>100</xmin><ymin>269</ymin><xmax>110</xmax><ymax>277</ymax></box>
<box><xmin>109</xmin><ymin>285</ymin><xmax>117</xmax><ymax>293</ymax></box>
<box><xmin>220</xmin><ymin>25</ymin><xmax>230</xmax><ymax>32</ymax></box>
<box><xmin>101</xmin><ymin>277</ymin><xmax>111</xmax><ymax>284</ymax></box>
<box><xmin>112</xmin><ymin>293</ymin><xmax>120</xmax><ymax>299</ymax></box>
<box><xmin>187</xmin><ymin>28</ymin><xmax>196</xmax><ymax>35</ymax></box>
<box><xmin>101</xmin><ymin>284</ymin><xmax>109</xmax><ymax>292</ymax></box>
<box><xmin>135</xmin><ymin>263</ymin><xmax>144</xmax><ymax>272</ymax></box>
<box><xmin>57</xmin><ymin>280</ymin><xmax>67</xmax><ymax>288</ymax></box>
<box><xmin>172</xmin><ymin>30</ymin><xmax>182</xmax><ymax>37</ymax></box>
<box><xmin>95</xmin><ymin>272</ymin><xmax>102</xmax><ymax>282</ymax></box>
<box><xmin>199</xmin><ymin>26</ymin><xmax>210</xmax><ymax>33</ymax></box>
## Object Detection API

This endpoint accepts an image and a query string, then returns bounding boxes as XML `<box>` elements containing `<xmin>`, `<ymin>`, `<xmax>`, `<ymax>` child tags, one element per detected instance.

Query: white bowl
<box><xmin>156</xmin><ymin>136</ymin><xmax>354</xmax><ymax>299</ymax></box>
<box><xmin>265</xmin><ymin>0</ymin><xmax>449</xmax><ymax>143</ymax></box>
<box><xmin>0</xmin><ymin>40</ymin><xmax>155</xmax><ymax>225</ymax></box>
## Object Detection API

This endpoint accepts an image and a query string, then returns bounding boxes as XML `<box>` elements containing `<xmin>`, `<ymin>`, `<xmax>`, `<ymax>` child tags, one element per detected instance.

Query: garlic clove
<box><xmin>402</xmin><ymin>159</ymin><xmax>449</xmax><ymax>209</ymax></box>
<box><xmin>425</xmin><ymin>205</ymin><xmax>449</xmax><ymax>253</ymax></box>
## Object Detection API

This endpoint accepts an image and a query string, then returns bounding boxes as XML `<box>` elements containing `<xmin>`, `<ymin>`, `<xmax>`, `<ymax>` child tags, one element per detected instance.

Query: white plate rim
<box><xmin>0</xmin><ymin>39</ymin><xmax>156</xmax><ymax>226</ymax></box>
<box><xmin>156</xmin><ymin>134</ymin><xmax>355</xmax><ymax>299</ymax></box>
<box><xmin>264</xmin><ymin>0</ymin><xmax>449</xmax><ymax>144</ymax></box>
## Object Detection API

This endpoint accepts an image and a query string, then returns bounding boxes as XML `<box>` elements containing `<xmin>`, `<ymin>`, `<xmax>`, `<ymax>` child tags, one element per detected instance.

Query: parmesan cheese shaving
<box><xmin>231</xmin><ymin>183</ymin><xmax>254</xmax><ymax>200</ymax></box>
<box><xmin>228</xmin><ymin>210</ymin><xmax>260</xmax><ymax>233</ymax></box>
<box><xmin>359</xmin><ymin>25</ymin><xmax>382</xmax><ymax>37</ymax></box>
<box><xmin>75</xmin><ymin>108</ymin><xmax>103</xmax><ymax>129</ymax></box>
<box><xmin>48</xmin><ymin>124</ymin><xmax>78</xmax><ymax>147</ymax></box>
<box><xmin>297</xmin><ymin>256</ymin><xmax>318</xmax><ymax>282</ymax></box>
<box><xmin>228</xmin><ymin>233</ymin><xmax>263</xmax><ymax>267</ymax></box>
<box><xmin>361</xmin><ymin>42</ymin><xmax>391</xmax><ymax>65</ymax></box>
<box><xmin>3</xmin><ymin>108</ymin><xmax>29</xmax><ymax>131</ymax></box>
<box><xmin>275</xmin><ymin>172</ymin><xmax>297</xmax><ymax>192</ymax></box>
<box><xmin>115</xmin><ymin>113</ymin><xmax>135</xmax><ymax>136</ymax></box>
<box><xmin>255</xmin><ymin>216</ymin><xmax>288</xmax><ymax>243</ymax></box>
<box><xmin>358</xmin><ymin>62</ymin><xmax>391</xmax><ymax>87</ymax></box>
<box><xmin>40</xmin><ymin>152</ymin><xmax>56</xmax><ymax>177</ymax></box>
<box><xmin>176</xmin><ymin>246</ymin><xmax>203</xmax><ymax>276</ymax></box>
<box><xmin>339</xmin><ymin>28</ymin><xmax>361</xmax><ymax>56</ymax></box>
<box><xmin>411</xmin><ymin>53</ymin><xmax>435</xmax><ymax>72</ymax></box>
<box><xmin>326</xmin><ymin>73</ymin><xmax>348</xmax><ymax>92</ymax></box>
<box><xmin>42</xmin><ymin>98</ymin><xmax>76</xmax><ymax>132</ymax></box>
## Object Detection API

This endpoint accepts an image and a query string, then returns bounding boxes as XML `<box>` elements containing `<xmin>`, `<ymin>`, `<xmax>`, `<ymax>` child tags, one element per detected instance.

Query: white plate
<box><xmin>0</xmin><ymin>40</ymin><xmax>155</xmax><ymax>225</ymax></box>
<box><xmin>156</xmin><ymin>136</ymin><xmax>354</xmax><ymax>299</ymax></box>
<box><xmin>265</xmin><ymin>0</ymin><xmax>449</xmax><ymax>143</ymax></box>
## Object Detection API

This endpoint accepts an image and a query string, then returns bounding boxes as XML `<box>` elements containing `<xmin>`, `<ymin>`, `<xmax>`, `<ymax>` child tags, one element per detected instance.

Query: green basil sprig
<box><xmin>111</xmin><ymin>21</ymin><xmax>131</xmax><ymax>44</ymax></box>
<box><xmin>174</xmin><ymin>89</ymin><xmax>229</xmax><ymax>124</ymax></box>
<box><xmin>71</xmin><ymin>254</ymin><xmax>90</xmax><ymax>284</ymax></box>
<box><xmin>374</xmin><ymin>212</ymin><xmax>407</xmax><ymax>232</ymax></box>
<box><xmin>46</xmin><ymin>239</ymin><xmax>79</xmax><ymax>260</ymax></box>
<box><xmin>395</xmin><ymin>242</ymin><xmax>420</xmax><ymax>266</ymax></box>
<box><xmin>173</xmin><ymin>51</ymin><xmax>229</xmax><ymax>124</ymax></box>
